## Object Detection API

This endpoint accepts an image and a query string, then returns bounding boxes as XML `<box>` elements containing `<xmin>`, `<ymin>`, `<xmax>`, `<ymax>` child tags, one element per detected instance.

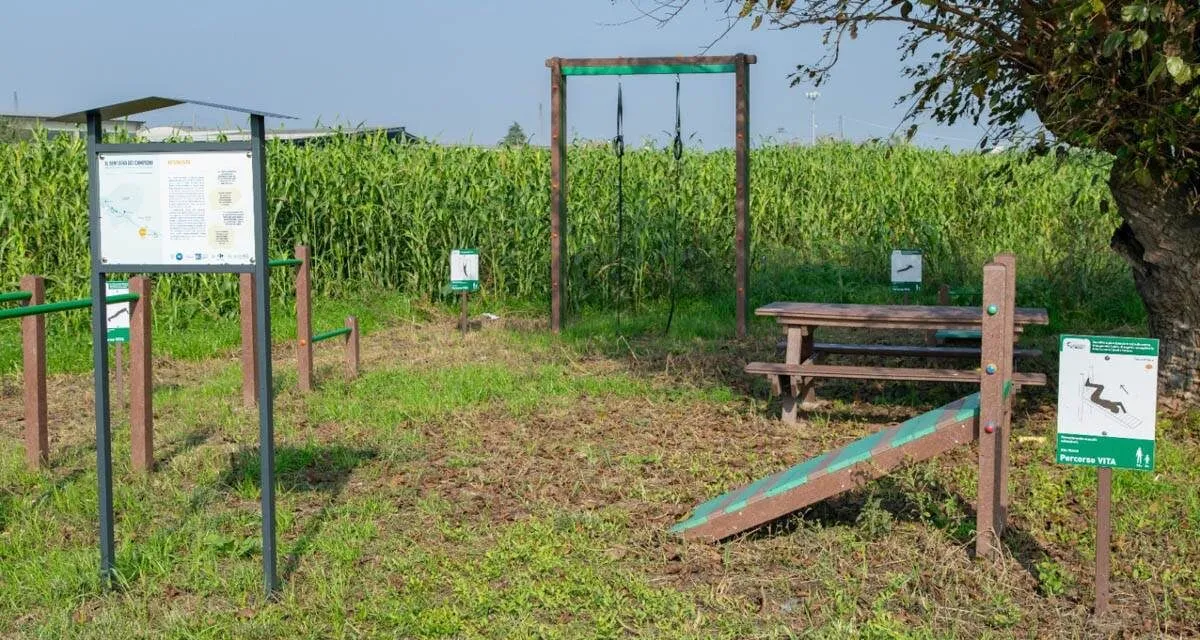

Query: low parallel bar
<box><xmin>1</xmin><ymin>291</ymin><xmax>33</xmax><ymax>304</ymax></box>
<box><xmin>311</xmin><ymin>327</ymin><xmax>351</xmax><ymax>344</ymax></box>
<box><xmin>269</xmin><ymin>258</ymin><xmax>302</xmax><ymax>268</ymax></box>
<box><xmin>0</xmin><ymin>293</ymin><xmax>140</xmax><ymax>321</ymax></box>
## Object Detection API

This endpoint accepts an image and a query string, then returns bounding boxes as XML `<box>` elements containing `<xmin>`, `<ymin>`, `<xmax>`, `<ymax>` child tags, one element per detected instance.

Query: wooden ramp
<box><xmin>671</xmin><ymin>394</ymin><xmax>982</xmax><ymax>541</ymax></box>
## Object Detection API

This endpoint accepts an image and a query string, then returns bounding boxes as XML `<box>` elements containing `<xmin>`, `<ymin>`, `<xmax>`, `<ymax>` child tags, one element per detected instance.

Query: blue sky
<box><xmin>0</xmin><ymin>1</ymin><xmax>994</xmax><ymax>149</ymax></box>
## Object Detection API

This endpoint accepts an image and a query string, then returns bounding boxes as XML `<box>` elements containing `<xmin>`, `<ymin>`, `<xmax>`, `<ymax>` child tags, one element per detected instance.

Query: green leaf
<box><xmin>900</xmin><ymin>1</ymin><xmax>912</xmax><ymax>19</ymax></box>
<box><xmin>1129</xmin><ymin>29</ymin><xmax>1148</xmax><ymax>51</ymax></box>
<box><xmin>1166</xmin><ymin>56</ymin><xmax>1193</xmax><ymax>85</ymax></box>
<box><xmin>1102</xmin><ymin>32</ymin><xmax>1125</xmax><ymax>57</ymax></box>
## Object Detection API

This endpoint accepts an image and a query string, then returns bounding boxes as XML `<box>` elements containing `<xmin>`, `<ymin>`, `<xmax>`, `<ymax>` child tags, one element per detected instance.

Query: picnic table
<box><xmin>747</xmin><ymin>302</ymin><xmax>1050</xmax><ymax>423</ymax></box>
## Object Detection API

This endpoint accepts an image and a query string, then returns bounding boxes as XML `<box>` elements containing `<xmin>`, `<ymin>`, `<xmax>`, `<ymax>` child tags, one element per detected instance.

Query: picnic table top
<box><xmin>755</xmin><ymin>302</ymin><xmax>1049</xmax><ymax>328</ymax></box>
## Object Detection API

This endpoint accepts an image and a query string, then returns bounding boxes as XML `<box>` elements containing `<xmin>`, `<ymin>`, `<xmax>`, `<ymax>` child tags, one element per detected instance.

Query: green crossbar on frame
<box><xmin>311</xmin><ymin>327</ymin><xmax>351</xmax><ymax>344</ymax></box>
<box><xmin>562</xmin><ymin>63</ymin><xmax>736</xmax><ymax>76</ymax></box>
<box><xmin>671</xmin><ymin>393</ymin><xmax>981</xmax><ymax>539</ymax></box>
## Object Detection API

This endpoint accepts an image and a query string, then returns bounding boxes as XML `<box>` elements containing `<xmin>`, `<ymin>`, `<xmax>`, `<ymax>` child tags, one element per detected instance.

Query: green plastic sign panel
<box><xmin>450</xmin><ymin>249</ymin><xmax>479</xmax><ymax>292</ymax></box>
<box><xmin>1056</xmin><ymin>335</ymin><xmax>1159</xmax><ymax>471</ymax></box>
<box><xmin>105</xmin><ymin>280</ymin><xmax>130</xmax><ymax>343</ymax></box>
<box><xmin>890</xmin><ymin>249</ymin><xmax>922</xmax><ymax>292</ymax></box>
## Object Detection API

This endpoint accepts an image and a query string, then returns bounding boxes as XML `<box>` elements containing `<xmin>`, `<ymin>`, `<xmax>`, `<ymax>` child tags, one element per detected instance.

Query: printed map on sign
<box><xmin>1057</xmin><ymin>335</ymin><xmax>1158</xmax><ymax>471</ymax></box>
<box><xmin>98</xmin><ymin>152</ymin><xmax>257</xmax><ymax>266</ymax></box>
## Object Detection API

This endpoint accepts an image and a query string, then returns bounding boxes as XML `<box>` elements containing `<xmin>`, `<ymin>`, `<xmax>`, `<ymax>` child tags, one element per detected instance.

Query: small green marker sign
<box><xmin>450</xmin><ymin>249</ymin><xmax>479</xmax><ymax>292</ymax></box>
<box><xmin>1056</xmin><ymin>335</ymin><xmax>1159</xmax><ymax>471</ymax></box>
<box><xmin>106</xmin><ymin>280</ymin><xmax>130</xmax><ymax>343</ymax></box>
<box><xmin>890</xmin><ymin>249</ymin><xmax>922</xmax><ymax>293</ymax></box>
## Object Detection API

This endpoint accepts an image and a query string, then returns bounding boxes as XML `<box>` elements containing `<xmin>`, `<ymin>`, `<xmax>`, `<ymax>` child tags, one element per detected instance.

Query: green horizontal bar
<box><xmin>311</xmin><ymin>327</ymin><xmax>351</xmax><ymax>344</ymax></box>
<box><xmin>562</xmin><ymin>63</ymin><xmax>736</xmax><ymax>76</ymax></box>
<box><xmin>0</xmin><ymin>293</ymin><xmax>139</xmax><ymax>321</ymax></box>
<box><xmin>0</xmin><ymin>291</ymin><xmax>33</xmax><ymax>304</ymax></box>
<box><xmin>269</xmin><ymin>258</ymin><xmax>302</xmax><ymax>268</ymax></box>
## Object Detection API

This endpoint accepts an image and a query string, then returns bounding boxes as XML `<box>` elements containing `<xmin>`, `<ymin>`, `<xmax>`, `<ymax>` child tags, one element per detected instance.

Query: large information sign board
<box><xmin>1056</xmin><ymin>335</ymin><xmax>1159</xmax><ymax>471</ymax></box>
<box><xmin>97</xmin><ymin>151</ymin><xmax>257</xmax><ymax>266</ymax></box>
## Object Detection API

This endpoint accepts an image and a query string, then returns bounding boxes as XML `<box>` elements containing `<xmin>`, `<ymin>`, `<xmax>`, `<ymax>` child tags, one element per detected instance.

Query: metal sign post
<box><xmin>70</xmin><ymin>97</ymin><xmax>293</xmax><ymax>597</ymax></box>
<box><xmin>1056</xmin><ymin>334</ymin><xmax>1160</xmax><ymax>616</ymax></box>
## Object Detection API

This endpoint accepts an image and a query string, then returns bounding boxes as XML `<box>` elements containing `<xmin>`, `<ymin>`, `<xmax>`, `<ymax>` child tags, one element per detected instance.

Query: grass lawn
<box><xmin>1</xmin><ymin>289</ymin><xmax>1197</xmax><ymax>638</ymax></box>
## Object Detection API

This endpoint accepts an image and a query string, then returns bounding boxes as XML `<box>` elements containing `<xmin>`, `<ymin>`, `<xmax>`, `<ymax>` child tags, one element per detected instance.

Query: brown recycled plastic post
<box><xmin>296</xmin><ymin>245</ymin><xmax>314</xmax><ymax>393</ymax></box>
<box><xmin>129</xmin><ymin>276</ymin><xmax>153</xmax><ymax>472</ymax></box>
<box><xmin>548</xmin><ymin>57</ymin><xmax>566</xmax><ymax>333</ymax></box>
<box><xmin>113</xmin><ymin>341</ymin><xmax>124</xmax><ymax>410</ymax></box>
<box><xmin>460</xmin><ymin>292</ymin><xmax>468</xmax><ymax>337</ymax></box>
<box><xmin>926</xmin><ymin>284</ymin><xmax>951</xmax><ymax>345</ymax></box>
<box><xmin>239</xmin><ymin>273</ymin><xmax>258</xmax><ymax>407</ymax></box>
<box><xmin>1095</xmin><ymin>467</ymin><xmax>1113</xmax><ymax>615</ymax></box>
<box><xmin>345</xmin><ymin>316</ymin><xmax>360</xmax><ymax>380</ymax></box>
<box><xmin>20</xmin><ymin>275</ymin><xmax>48</xmax><ymax>469</ymax></box>
<box><xmin>734</xmin><ymin>53</ymin><xmax>751</xmax><ymax>338</ymax></box>
<box><xmin>975</xmin><ymin>262</ymin><xmax>1008</xmax><ymax>560</ymax></box>
<box><xmin>993</xmin><ymin>253</ymin><xmax>1017</xmax><ymax>532</ymax></box>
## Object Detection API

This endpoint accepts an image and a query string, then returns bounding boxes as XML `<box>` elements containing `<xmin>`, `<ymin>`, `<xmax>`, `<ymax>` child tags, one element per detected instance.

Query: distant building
<box><xmin>0</xmin><ymin>112</ymin><xmax>144</xmax><ymax>140</ymax></box>
<box><xmin>0</xmin><ymin>113</ymin><xmax>419</xmax><ymax>145</ymax></box>
<box><xmin>139</xmin><ymin>124</ymin><xmax>420</xmax><ymax>145</ymax></box>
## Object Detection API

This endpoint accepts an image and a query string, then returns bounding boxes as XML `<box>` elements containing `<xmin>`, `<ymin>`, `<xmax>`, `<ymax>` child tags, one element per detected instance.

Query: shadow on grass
<box><xmin>221</xmin><ymin>443</ymin><xmax>377</xmax><ymax>582</ymax></box>
<box><xmin>736</xmin><ymin>474</ymin><xmax>1052</xmax><ymax>586</ymax></box>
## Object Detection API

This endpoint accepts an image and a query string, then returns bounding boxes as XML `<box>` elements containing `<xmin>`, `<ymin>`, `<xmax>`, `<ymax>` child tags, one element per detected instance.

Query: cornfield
<box><xmin>0</xmin><ymin>131</ymin><xmax>1126</xmax><ymax>321</ymax></box>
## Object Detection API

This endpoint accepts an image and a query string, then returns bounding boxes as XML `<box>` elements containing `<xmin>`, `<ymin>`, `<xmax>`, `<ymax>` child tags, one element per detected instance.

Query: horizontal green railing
<box><xmin>311</xmin><ymin>327</ymin><xmax>351</xmax><ymax>344</ymax></box>
<box><xmin>562</xmin><ymin>63</ymin><xmax>736</xmax><ymax>76</ymax></box>
<box><xmin>0</xmin><ymin>291</ymin><xmax>33</xmax><ymax>304</ymax></box>
<box><xmin>269</xmin><ymin>258</ymin><xmax>302</xmax><ymax>268</ymax></box>
<box><xmin>0</xmin><ymin>293</ymin><xmax>140</xmax><ymax>321</ymax></box>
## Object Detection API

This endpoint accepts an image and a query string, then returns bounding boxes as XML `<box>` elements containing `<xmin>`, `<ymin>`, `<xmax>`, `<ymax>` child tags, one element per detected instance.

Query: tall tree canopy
<box><xmin>648</xmin><ymin>0</ymin><xmax>1200</xmax><ymax>405</ymax></box>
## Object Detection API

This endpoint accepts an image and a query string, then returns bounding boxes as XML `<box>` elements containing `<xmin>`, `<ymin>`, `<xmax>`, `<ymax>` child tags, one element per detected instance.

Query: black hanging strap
<box><xmin>665</xmin><ymin>75</ymin><xmax>683</xmax><ymax>334</ymax></box>
<box><xmin>613</xmin><ymin>80</ymin><xmax>626</xmax><ymax>323</ymax></box>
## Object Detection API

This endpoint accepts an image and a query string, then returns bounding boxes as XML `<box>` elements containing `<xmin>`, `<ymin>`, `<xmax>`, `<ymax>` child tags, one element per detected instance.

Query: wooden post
<box><xmin>345</xmin><ymin>316</ymin><xmax>360</xmax><ymax>380</ymax></box>
<box><xmin>734</xmin><ymin>53</ymin><xmax>751</xmax><ymax>339</ymax></box>
<box><xmin>549</xmin><ymin>58</ymin><xmax>567</xmax><ymax>334</ymax></box>
<box><xmin>113</xmin><ymin>342</ymin><xmax>124</xmax><ymax>410</ymax></box>
<box><xmin>976</xmin><ymin>262</ymin><xmax>1008</xmax><ymax>560</ymax></box>
<box><xmin>239</xmin><ymin>272</ymin><xmax>258</xmax><ymax>407</ymax></box>
<box><xmin>296</xmin><ymin>245</ymin><xmax>314</xmax><ymax>393</ymax></box>
<box><xmin>1095</xmin><ymin>467</ymin><xmax>1113</xmax><ymax>616</ymax></box>
<box><xmin>459</xmin><ymin>292</ymin><xmax>468</xmax><ymax>337</ymax></box>
<box><xmin>994</xmin><ymin>253</ymin><xmax>1017</xmax><ymax>532</ymax></box>
<box><xmin>926</xmin><ymin>284</ymin><xmax>951</xmax><ymax>345</ymax></box>
<box><xmin>129</xmin><ymin>276</ymin><xmax>153</xmax><ymax>473</ymax></box>
<box><xmin>20</xmin><ymin>275</ymin><xmax>48</xmax><ymax>469</ymax></box>
<box><xmin>780</xmin><ymin>326</ymin><xmax>814</xmax><ymax>424</ymax></box>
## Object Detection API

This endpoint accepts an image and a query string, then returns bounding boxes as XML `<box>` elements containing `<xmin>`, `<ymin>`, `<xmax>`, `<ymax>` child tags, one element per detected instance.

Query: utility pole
<box><xmin>805</xmin><ymin>91</ymin><xmax>820</xmax><ymax>144</ymax></box>
<box><xmin>12</xmin><ymin>91</ymin><xmax>18</xmax><ymax>114</ymax></box>
<box><xmin>839</xmin><ymin>114</ymin><xmax>845</xmax><ymax>141</ymax></box>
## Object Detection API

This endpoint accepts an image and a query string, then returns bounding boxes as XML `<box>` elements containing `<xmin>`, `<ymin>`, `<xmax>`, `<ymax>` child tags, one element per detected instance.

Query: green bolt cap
<box><xmin>987</xmin><ymin>304</ymin><xmax>998</xmax><ymax>316</ymax></box>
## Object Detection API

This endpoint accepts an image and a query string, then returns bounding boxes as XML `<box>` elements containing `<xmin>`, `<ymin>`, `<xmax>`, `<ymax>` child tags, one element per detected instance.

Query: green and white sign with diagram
<box><xmin>450</xmin><ymin>248</ymin><xmax>479</xmax><ymax>292</ymax></box>
<box><xmin>1056</xmin><ymin>335</ymin><xmax>1158</xmax><ymax>471</ymax></box>
<box><xmin>890</xmin><ymin>249</ymin><xmax>922</xmax><ymax>292</ymax></box>
<box><xmin>105</xmin><ymin>280</ymin><xmax>130</xmax><ymax>343</ymax></box>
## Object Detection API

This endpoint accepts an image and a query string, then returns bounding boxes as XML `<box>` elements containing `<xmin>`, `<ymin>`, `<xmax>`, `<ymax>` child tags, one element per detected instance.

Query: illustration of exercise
<box><xmin>1084</xmin><ymin>378</ymin><xmax>1127</xmax><ymax>414</ymax></box>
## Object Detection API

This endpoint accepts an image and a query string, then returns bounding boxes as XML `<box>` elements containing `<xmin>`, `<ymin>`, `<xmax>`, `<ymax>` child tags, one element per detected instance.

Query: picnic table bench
<box><xmin>749</xmin><ymin>301</ymin><xmax>1050</xmax><ymax>423</ymax></box>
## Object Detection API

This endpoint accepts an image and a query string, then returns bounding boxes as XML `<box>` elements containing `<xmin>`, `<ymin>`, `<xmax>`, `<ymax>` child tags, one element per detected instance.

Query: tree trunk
<box><xmin>1108</xmin><ymin>175</ymin><xmax>1200</xmax><ymax>410</ymax></box>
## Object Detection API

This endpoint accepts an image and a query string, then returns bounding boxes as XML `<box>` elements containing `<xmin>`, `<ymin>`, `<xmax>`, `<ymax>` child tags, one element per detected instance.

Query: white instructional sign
<box><xmin>1056</xmin><ymin>335</ymin><xmax>1159</xmax><ymax>471</ymax></box>
<box><xmin>890</xmin><ymin>249</ymin><xmax>922</xmax><ymax>292</ymax></box>
<box><xmin>450</xmin><ymin>248</ymin><xmax>479</xmax><ymax>292</ymax></box>
<box><xmin>98</xmin><ymin>151</ymin><xmax>257</xmax><ymax>266</ymax></box>
<box><xmin>105</xmin><ymin>280</ymin><xmax>130</xmax><ymax>343</ymax></box>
